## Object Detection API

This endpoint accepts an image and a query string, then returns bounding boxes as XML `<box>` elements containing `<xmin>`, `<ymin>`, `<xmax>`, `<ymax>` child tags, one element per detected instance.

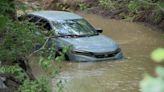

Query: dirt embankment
<box><xmin>35</xmin><ymin>0</ymin><xmax>163</xmax><ymax>29</ymax></box>
<box><xmin>21</xmin><ymin>0</ymin><xmax>163</xmax><ymax>28</ymax></box>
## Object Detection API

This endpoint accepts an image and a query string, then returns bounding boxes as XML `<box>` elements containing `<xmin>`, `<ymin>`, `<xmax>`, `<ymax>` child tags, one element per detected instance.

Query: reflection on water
<box><xmin>51</xmin><ymin>12</ymin><xmax>164</xmax><ymax>92</ymax></box>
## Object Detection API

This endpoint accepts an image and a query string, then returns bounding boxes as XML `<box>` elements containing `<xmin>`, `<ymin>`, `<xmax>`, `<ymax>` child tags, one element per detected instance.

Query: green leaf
<box><xmin>140</xmin><ymin>74</ymin><xmax>164</xmax><ymax>92</ymax></box>
<box><xmin>128</xmin><ymin>1</ymin><xmax>140</xmax><ymax>12</ymax></box>
<box><xmin>159</xmin><ymin>2</ymin><xmax>164</xmax><ymax>8</ymax></box>
<box><xmin>156</xmin><ymin>66</ymin><xmax>164</xmax><ymax>78</ymax></box>
<box><xmin>151</xmin><ymin>48</ymin><xmax>164</xmax><ymax>63</ymax></box>
<box><xmin>0</xmin><ymin>15</ymin><xmax>8</xmax><ymax>28</ymax></box>
<box><xmin>38</xmin><ymin>56</ymin><xmax>44</xmax><ymax>65</ymax></box>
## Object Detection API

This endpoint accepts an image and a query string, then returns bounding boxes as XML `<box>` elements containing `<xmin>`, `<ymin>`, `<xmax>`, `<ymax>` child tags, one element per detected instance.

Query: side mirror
<box><xmin>96</xmin><ymin>28</ymin><xmax>103</xmax><ymax>33</ymax></box>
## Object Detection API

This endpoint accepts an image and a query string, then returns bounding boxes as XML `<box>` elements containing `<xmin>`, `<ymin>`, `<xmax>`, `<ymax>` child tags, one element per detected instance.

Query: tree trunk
<box><xmin>17</xmin><ymin>57</ymin><xmax>35</xmax><ymax>80</ymax></box>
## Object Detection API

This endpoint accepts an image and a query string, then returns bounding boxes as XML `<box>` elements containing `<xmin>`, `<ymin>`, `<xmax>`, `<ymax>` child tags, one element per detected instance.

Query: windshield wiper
<box><xmin>85</xmin><ymin>33</ymin><xmax>99</xmax><ymax>37</ymax></box>
<box><xmin>57</xmin><ymin>34</ymin><xmax>85</xmax><ymax>38</ymax></box>
<box><xmin>57</xmin><ymin>33</ymin><xmax>99</xmax><ymax>38</ymax></box>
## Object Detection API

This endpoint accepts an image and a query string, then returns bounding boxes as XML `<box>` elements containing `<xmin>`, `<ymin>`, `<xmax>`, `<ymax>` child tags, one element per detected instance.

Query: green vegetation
<box><xmin>19</xmin><ymin>77</ymin><xmax>51</xmax><ymax>92</ymax></box>
<box><xmin>0</xmin><ymin>18</ymin><xmax>44</xmax><ymax>61</ymax></box>
<box><xmin>0</xmin><ymin>0</ymin><xmax>164</xmax><ymax>92</ymax></box>
<box><xmin>0</xmin><ymin>0</ymin><xmax>66</xmax><ymax>92</ymax></box>
<box><xmin>128</xmin><ymin>0</ymin><xmax>164</xmax><ymax>24</ymax></box>
<box><xmin>151</xmin><ymin>48</ymin><xmax>164</xmax><ymax>62</ymax></box>
<box><xmin>57</xmin><ymin>0</ymin><xmax>163</xmax><ymax>26</ymax></box>
<box><xmin>140</xmin><ymin>48</ymin><xmax>164</xmax><ymax>92</ymax></box>
<box><xmin>0</xmin><ymin>65</ymin><xmax>26</xmax><ymax>81</ymax></box>
<box><xmin>99</xmin><ymin>0</ymin><xmax>115</xmax><ymax>10</ymax></box>
<box><xmin>45</xmin><ymin>0</ymin><xmax>163</xmax><ymax>27</ymax></box>
<box><xmin>78</xmin><ymin>1</ymin><xmax>89</xmax><ymax>11</ymax></box>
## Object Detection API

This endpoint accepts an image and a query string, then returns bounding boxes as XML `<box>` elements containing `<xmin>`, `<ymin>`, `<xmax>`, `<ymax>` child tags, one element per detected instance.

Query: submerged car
<box><xmin>20</xmin><ymin>11</ymin><xmax>123</xmax><ymax>61</ymax></box>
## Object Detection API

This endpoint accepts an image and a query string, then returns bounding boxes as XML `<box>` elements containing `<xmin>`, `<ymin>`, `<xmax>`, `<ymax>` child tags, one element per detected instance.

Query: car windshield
<box><xmin>52</xmin><ymin>19</ymin><xmax>98</xmax><ymax>37</ymax></box>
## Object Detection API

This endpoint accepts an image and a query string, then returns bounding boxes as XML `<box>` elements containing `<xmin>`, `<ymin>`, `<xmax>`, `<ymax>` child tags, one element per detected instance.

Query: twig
<box><xmin>29</xmin><ymin>36</ymin><xmax>51</xmax><ymax>57</ymax></box>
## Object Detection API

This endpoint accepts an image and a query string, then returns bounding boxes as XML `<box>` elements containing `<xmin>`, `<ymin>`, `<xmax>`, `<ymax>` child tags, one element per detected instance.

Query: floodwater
<box><xmin>50</xmin><ymin>12</ymin><xmax>164</xmax><ymax>92</ymax></box>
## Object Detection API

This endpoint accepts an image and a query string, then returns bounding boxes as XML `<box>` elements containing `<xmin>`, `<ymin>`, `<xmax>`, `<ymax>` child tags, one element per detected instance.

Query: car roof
<box><xmin>29</xmin><ymin>11</ymin><xmax>83</xmax><ymax>21</ymax></box>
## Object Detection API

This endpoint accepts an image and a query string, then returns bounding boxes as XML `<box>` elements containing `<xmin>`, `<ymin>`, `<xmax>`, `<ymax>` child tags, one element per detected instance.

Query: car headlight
<box><xmin>71</xmin><ymin>50</ymin><xmax>93</xmax><ymax>56</ymax></box>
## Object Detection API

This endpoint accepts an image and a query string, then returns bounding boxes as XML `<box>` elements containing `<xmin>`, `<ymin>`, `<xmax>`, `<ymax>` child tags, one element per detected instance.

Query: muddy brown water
<box><xmin>31</xmin><ymin>12</ymin><xmax>164</xmax><ymax>92</ymax></box>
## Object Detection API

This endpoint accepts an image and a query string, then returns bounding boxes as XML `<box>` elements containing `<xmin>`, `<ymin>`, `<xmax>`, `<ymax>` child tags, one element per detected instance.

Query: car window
<box><xmin>34</xmin><ymin>18</ymin><xmax>52</xmax><ymax>36</ymax></box>
<box><xmin>29</xmin><ymin>16</ymin><xmax>40</xmax><ymax>23</ymax></box>
<box><xmin>26</xmin><ymin>15</ymin><xmax>52</xmax><ymax>32</ymax></box>
<box><xmin>52</xmin><ymin>19</ymin><xmax>97</xmax><ymax>36</ymax></box>
<box><xmin>19</xmin><ymin>15</ymin><xmax>52</xmax><ymax>35</ymax></box>
<box><xmin>38</xmin><ymin>19</ymin><xmax>52</xmax><ymax>31</ymax></box>
<box><xmin>18</xmin><ymin>15</ymin><xmax>41</xmax><ymax>23</ymax></box>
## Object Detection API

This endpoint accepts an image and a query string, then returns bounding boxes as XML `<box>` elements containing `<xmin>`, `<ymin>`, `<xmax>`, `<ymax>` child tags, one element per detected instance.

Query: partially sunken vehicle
<box><xmin>20</xmin><ymin>11</ymin><xmax>123</xmax><ymax>61</ymax></box>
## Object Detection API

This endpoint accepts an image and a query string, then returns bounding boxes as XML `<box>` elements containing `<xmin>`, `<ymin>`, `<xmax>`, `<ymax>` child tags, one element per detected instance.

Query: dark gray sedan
<box><xmin>21</xmin><ymin>11</ymin><xmax>123</xmax><ymax>61</ymax></box>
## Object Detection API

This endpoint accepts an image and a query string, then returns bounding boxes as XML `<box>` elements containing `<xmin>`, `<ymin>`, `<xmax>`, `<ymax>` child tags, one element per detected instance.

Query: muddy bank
<box><xmin>44</xmin><ymin>0</ymin><xmax>164</xmax><ymax>29</ymax></box>
<box><xmin>21</xmin><ymin>0</ymin><xmax>164</xmax><ymax>29</ymax></box>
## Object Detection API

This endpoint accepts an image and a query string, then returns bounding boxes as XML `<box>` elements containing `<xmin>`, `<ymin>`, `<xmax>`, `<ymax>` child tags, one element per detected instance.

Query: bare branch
<box><xmin>28</xmin><ymin>36</ymin><xmax>51</xmax><ymax>57</ymax></box>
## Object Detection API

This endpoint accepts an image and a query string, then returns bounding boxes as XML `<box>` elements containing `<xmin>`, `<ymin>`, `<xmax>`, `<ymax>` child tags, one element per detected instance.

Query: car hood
<box><xmin>59</xmin><ymin>35</ymin><xmax>118</xmax><ymax>53</ymax></box>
